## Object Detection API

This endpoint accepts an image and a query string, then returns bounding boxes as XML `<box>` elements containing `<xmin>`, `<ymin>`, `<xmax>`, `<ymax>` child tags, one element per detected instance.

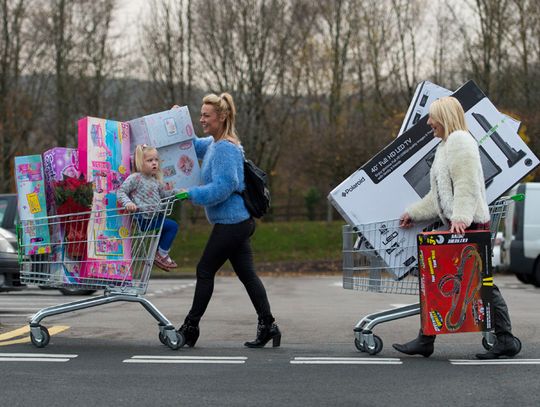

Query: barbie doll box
<box><xmin>128</xmin><ymin>106</ymin><xmax>194</xmax><ymax>150</ymax></box>
<box><xmin>14</xmin><ymin>155</ymin><xmax>52</xmax><ymax>255</ymax></box>
<box><xmin>417</xmin><ymin>230</ymin><xmax>492</xmax><ymax>335</ymax></box>
<box><xmin>329</xmin><ymin>80</ymin><xmax>539</xmax><ymax>279</ymax></box>
<box><xmin>78</xmin><ymin>117</ymin><xmax>132</xmax><ymax>281</ymax></box>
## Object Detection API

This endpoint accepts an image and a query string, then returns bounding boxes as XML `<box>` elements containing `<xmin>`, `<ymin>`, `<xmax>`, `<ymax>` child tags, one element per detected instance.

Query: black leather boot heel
<box><xmin>244</xmin><ymin>322</ymin><xmax>282</xmax><ymax>348</ymax></box>
<box><xmin>177</xmin><ymin>321</ymin><xmax>200</xmax><ymax>347</ymax></box>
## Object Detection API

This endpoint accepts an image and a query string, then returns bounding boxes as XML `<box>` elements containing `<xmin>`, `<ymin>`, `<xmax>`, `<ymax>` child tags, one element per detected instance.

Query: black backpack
<box><xmin>240</xmin><ymin>159</ymin><xmax>270</xmax><ymax>218</ymax></box>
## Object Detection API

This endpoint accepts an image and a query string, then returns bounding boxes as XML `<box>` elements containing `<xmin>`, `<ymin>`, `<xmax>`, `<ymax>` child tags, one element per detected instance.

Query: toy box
<box><xmin>78</xmin><ymin>117</ymin><xmax>132</xmax><ymax>281</ymax></box>
<box><xmin>128</xmin><ymin>106</ymin><xmax>200</xmax><ymax>190</ymax></box>
<box><xmin>128</xmin><ymin>106</ymin><xmax>194</xmax><ymax>151</ymax></box>
<box><xmin>417</xmin><ymin>230</ymin><xmax>493</xmax><ymax>335</ymax></box>
<box><xmin>158</xmin><ymin>139</ymin><xmax>201</xmax><ymax>190</ymax></box>
<box><xmin>14</xmin><ymin>155</ymin><xmax>52</xmax><ymax>255</ymax></box>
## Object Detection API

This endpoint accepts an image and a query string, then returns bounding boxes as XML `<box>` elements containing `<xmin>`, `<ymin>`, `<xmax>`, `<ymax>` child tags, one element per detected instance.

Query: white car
<box><xmin>492</xmin><ymin>231</ymin><xmax>504</xmax><ymax>272</ymax></box>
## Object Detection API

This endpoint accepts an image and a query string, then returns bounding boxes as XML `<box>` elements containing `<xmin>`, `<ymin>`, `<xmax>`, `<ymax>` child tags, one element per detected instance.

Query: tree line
<box><xmin>1</xmin><ymin>0</ymin><xmax>539</xmax><ymax>220</ymax></box>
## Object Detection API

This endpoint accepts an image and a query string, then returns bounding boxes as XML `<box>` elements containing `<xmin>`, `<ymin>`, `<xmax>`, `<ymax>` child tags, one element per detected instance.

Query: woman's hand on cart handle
<box><xmin>399</xmin><ymin>212</ymin><xmax>413</xmax><ymax>228</ymax></box>
<box><xmin>176</xmin><ymin>189</ymin><xmax>189</xmax><ymax>201</ymax></box>
<box><xmin>450</xmin><ymin>221</ymin><xmax>467</xmax><ymax>234</ymax></box>
<box><xmin>125</xmin><ymin>202</ymin><xmax>137</xmax><ymax>212</ymax></box>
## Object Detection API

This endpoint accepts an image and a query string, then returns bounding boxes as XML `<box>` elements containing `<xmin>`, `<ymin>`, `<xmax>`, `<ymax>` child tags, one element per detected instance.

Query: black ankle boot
<box><xmin>244</xmin><ymin>321</ymin><xmax>281</xmax><ymax>348</ymax></box>
<box><xmin>476</xmin><ymin>334</ymin><xmax>521</xmax><ymax>359</ymax></box>
<box><xmin>177</xmin><ymin>321</ymin><xmax>200</xmax><ymax>347</ymax></box>
<box><xmin>392</xmin><ymin>330</ymin><xmax>436</xmax><ymax>357</ymax></box>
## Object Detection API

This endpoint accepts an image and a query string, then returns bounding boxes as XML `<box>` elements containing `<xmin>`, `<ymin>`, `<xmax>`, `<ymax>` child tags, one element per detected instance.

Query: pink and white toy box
<box><xmin>78</xmin><ymin>117</ymin><xmax>132</xmax><ymax>281</ymax></box>
<box><xmin>14</xmin><ymin>155</ymin><xmax>51</xmax><ymax>255</ymax></box>
<box><xmin>128</xmin><ymin>106</ymin><xmax>195</xmax><ymax>150</ymax></box>
<box><xmin>128</xmin><ymin>106</ymin><xmax>201</xmax><ymax>190</ymax></box>
<box><xmin>159</xmin><ymin>139</ymin><xmax>201</xmax><ymax>190</ymax></box>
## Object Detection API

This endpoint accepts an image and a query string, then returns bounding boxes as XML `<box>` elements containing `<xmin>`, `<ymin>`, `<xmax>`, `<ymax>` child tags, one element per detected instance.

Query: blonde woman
<box><xmin>394</xmin><ymin>96</ymin><xmax>521</xmax><ymax>359</ymax></box>
<box><xmin>173</xmin><ymin>93</ymin><xmax>281</xmax><ymax>349</ymax></box>
<box><xmin>117</xmin><ymin>144</ymin><xmax>179</xmax><ymax>271</ymax></box>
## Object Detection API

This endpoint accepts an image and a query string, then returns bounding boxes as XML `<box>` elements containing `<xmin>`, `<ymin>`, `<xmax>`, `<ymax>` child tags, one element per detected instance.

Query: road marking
<box><xmin>123</xmin><ymin>355</ymin><xmax>248</xmax><ymax>364</ymax></box>
<box><xmin>450</xmin><ymin>359</ymin><xmax>540</xmax><ymax>365</ymax></box>
<box><xmin>291</xmin><ymin>357</ymin><xmax>402</xmax><ymax>365</ymax></box>
<box><xmin>0</xmin><ymin>326</ymin><xmax>30</xmax><ymax>341</ymax></box>
<box><xmin>0</xmin><ymin>326</ymin><xmax>70</xmax><ymax>346</ymax></box>
<box><xmin>0</xmin><ymin>353</ymin><xmax>77</xmax><ymax>362</ymax></box>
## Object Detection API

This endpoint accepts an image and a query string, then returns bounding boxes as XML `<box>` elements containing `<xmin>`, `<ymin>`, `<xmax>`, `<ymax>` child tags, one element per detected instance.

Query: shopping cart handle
<box><xmin>510</xmin><ymin>193</ymin><xmax>525</xmax><ymax>202</ymax></box>
<box><xmin>176</xmin><ymin>191</ymin><xmax>189</xmax><ymax>201</ymax></box>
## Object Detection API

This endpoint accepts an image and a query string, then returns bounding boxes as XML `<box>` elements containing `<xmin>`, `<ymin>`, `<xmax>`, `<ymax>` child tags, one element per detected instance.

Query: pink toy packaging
<box><xmin>78</xmin><ymin>117</ymin><xmax>132</xmax><ymax>281</ymax></box>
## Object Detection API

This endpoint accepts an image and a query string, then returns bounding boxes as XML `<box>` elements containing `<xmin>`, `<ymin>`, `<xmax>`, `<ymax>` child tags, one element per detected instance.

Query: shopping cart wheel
<box><xmin>30</xmin><ymin>325</ymin><xmax>50</xmax><ymax>348</ymax></box>
<box><xmin>165</xmin><ymin>330</ymin><xmax>185</xmax><ymax>350</ymax></box>
<box><xmin>481</xmin><ymin>337</ymin><xmax>492</xmax><ymax>351</ymax></box>
<box><xmin>354</xmin><ymin>338</ymin><xmax>365</xmax><ymax>352</ymax></box>
<box><xmin>158</xmin><ymin>330</ymin><xmax>167</xmax><ymax>346</ymax></box>
<box><xmin>366</xmin><ymin>335</ymin><xmax>383</xmax><ymax>355</ymax></box>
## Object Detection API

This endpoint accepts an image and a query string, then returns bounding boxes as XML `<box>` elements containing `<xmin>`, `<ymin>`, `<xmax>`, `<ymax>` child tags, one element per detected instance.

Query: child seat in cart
<box><xmin>341</xmin><ymin>195</ymin><xmax>523</xmax><ymax>355</ymax></box>
<box><xmin>17</xmin><ymin>194</ymin><xmax>188</xmax><ymax>349</ymax></box>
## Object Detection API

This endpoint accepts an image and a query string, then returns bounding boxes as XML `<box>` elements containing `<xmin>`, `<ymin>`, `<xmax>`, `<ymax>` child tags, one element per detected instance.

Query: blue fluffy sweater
<box><xmin>187</xmin><ymin>136</ymin><xmax>250</xmax><ymax>224</ymax></box>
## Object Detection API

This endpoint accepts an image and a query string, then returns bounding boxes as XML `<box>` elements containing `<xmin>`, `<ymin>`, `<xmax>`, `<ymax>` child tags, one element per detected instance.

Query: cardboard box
<box><xmin>328</xmin><ymin>80</ymin><xmax>540</xmax><ymax>278</ymax></box>
<box><xmin>128</xmin><ymin>106</ymin><xmax>201</xmax><ymax>190</ymax></box>
<box><xmin>417</xmin><ymin>230</ymin><xmax>493</xmax><ymax>335</ymax></box>
<box><xmin>78</xmin><ymin>117</ymin><xmax>132</xmax><ymax>280</ymax></box>
<box><xmin>158</xmin><ymin>139</ymin><xmax>201</xmax><ymax>190</ymax></box>
<box><xmin>14</xmin><ymin>155</ymin><xmax>52</xmax><ymax>255</ymax></box>
<box><xmin>399</xmin><ymin>81</ymin><xmax>521</xmax><ymax>136</ymax></box>
<box><xmin>128</xmin><ymin>106</ymin><xmax>195</xmax><ymax>151</ymax></box>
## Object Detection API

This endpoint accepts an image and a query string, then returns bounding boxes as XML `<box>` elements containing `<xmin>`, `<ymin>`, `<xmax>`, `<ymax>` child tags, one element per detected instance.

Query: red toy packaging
<box><xmin>417</xmin><ymin>230</ymin><xmax>493</xmax><ymax>335</ymax></box>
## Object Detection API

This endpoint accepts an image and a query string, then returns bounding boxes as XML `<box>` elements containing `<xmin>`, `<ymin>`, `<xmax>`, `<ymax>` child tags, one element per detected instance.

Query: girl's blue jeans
<box><xmin>136</xmin><ymin>215</ymin><xmax>178</xmax><ymax>252</ymax></box>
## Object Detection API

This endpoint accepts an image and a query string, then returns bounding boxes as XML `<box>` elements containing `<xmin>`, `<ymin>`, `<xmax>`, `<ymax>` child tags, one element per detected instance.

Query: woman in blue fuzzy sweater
<box><xmin>174</xmin><ymin>93</ymin><xmax>281</xmax><ymax>349</ymax></box>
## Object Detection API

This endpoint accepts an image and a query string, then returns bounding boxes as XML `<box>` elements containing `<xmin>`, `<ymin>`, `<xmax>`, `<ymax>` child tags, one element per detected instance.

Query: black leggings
<box><xmin>186</xmin><ymin>218</ymin><xmax>273</xmax><ymax>325</ymax></box>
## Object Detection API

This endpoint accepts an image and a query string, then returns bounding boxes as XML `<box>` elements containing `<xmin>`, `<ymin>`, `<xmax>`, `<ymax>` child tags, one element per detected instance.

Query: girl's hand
<box><xmin>450</xmin><ymin>221</ymin><xmax>467</xmax><ymax>234</ymax></box>
<box><xmin>399</xmin><ymin>212</ymin><xmax>413</xmax><ymax>228</ymax></box>
<box><xmin>171</xmin><ymin>104</ymin><xmax>180</xmax><ymax>109</ymax></box>
<box><xmin>125</xmin><ymin>203</ymin><xmax>137</xmax><ymax>212</ymax></box>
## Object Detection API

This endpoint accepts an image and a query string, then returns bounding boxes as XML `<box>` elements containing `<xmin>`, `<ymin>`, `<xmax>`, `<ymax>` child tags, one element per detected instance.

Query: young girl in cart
<box><xmin>117</xmin><ymin>144</ymin><xmax>179</xmax><ymax>271</ymax></box>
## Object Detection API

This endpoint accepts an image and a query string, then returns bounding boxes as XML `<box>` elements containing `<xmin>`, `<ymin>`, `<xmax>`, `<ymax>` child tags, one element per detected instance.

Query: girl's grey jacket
<box><xmin>406</xmin><ymin>130</ymin><xmax>490</xmax><ymax>226</ymax></box>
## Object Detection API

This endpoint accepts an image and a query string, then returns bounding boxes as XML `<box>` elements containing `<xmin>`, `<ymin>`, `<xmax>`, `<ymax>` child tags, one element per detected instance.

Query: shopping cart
<box><xmin>17</xmin><ymin>193</ymin><xmax>188</xmax><ymax>349</ymax></box>
<box><xmin>342</xmin><ymin>194</ymin><xmax>524</xmax><ymax>355</ymax></box>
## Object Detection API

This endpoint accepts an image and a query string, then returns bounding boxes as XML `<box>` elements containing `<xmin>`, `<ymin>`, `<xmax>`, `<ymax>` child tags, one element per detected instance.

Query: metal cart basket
<box><xmin>342</xmin><ymin>195</ymin><xmax>523</xmax><ymax>355</ymax></box>
<box><xmin>17</xmin><ymin>195</ymin><xmax>186</xmax><ymax>349</ymax></box>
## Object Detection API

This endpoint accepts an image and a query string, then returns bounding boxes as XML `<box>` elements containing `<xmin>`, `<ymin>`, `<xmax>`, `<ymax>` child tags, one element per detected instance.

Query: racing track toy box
<box><xmin>417</xmin><ymin>230</ymin><xmax>493</xmax><ymax>335</ymax></box>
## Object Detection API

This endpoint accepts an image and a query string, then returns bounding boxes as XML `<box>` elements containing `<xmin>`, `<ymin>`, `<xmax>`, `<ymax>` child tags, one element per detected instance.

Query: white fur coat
<box><xmin>407</xmin><ymin>130</ymin><xmax>490</xmax><ymax>226</ymax></box>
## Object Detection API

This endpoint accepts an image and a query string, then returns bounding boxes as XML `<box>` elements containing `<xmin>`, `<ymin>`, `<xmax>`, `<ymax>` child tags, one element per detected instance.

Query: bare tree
<box><xmin>192</xmin><ymin>0</ymin><xmax>315</xmax><ymax>172</ymax></box>
<box><xmin>0</xmin><ymin>0</ymin><xmax>48</xmax><ymax>191</ymax></box>
<box><xmin>139</xmin><ymin>0</ymin><xmax>193</xmax><ymax>110</ymax></box>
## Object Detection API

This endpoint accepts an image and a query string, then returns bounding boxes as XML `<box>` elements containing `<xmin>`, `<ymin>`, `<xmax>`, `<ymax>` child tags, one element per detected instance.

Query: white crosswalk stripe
<box><xmin>123</xmin><ymin>355</ymin><xmax>247</xmax><ymax>364</ymax></box>
<box><xmin>450</xmin><ymin>359</ymin><xmax>540</xmax><ymax>365</ymax></box>
<box><xmin>291</xmin><ymin>357</ymin><xmax>402</xmax><ymax>365</ymax></box>
<box><xmin>0</xmin><ymin>353</ymin><xmax>78</xmax><ymax>362</ymax></box>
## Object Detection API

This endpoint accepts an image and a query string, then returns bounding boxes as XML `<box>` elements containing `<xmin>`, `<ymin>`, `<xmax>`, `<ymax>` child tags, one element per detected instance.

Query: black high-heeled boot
<box><xmin>392</xmin><ymin>330</ymin><xmax>436</xmax><ymax>357</ymax></box>
<box><xmin>177</xmin><ymin>320</ymin><xmax>200</xmax><ymax>347</ymax></box>
<box><xmin>476</xmin><ymin>333</ymin><xmax>521</xmax><ymax>359</ymax></box>
<box><xmin>244</xmin><ymin>320</ymin><xmax>282</xmax><ymax>348</ymax></box>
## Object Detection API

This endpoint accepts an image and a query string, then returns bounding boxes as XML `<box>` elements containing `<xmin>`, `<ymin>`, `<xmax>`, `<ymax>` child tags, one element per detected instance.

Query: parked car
<box><xmin>0</xmin><ymin>193</ymin><xmax>96</xmax><ymax>295</ymax></box>
<box><xmin>0</xmin><ymin>226</ymin><xmax>24</xmax><ymax>291</ymax></box>
<box><xmin>492</xmin><ymin>231</ymin><xmax>504</xmax><ymax>272</ymax></box>
<box><xmin>501</xmin><ymin>183</ymin><xmax>540</xmax><ymax>286</ymax></box>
